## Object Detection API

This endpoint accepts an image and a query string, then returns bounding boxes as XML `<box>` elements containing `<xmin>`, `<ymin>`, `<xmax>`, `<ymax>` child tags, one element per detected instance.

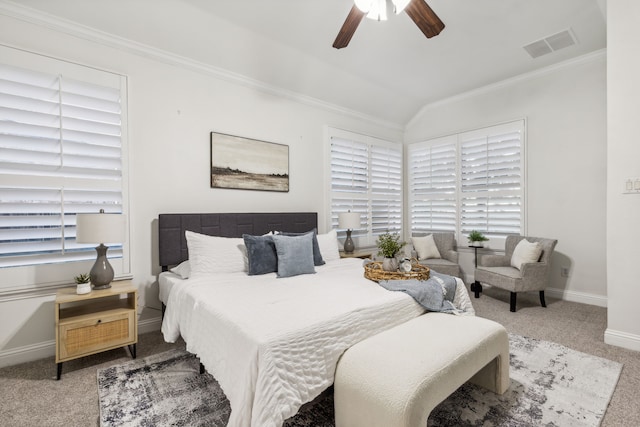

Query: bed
<box><xmin>158</xmin><ymin>212</ymin><xmax>474</xmax><ymax>427</ymax></box>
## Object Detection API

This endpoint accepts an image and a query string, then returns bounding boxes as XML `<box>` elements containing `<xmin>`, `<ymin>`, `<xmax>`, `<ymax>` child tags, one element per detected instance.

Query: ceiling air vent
<box><xmin>523</xmin><ymin>29</ymin><xmax>577</xmax><ymax>59</ymax></box>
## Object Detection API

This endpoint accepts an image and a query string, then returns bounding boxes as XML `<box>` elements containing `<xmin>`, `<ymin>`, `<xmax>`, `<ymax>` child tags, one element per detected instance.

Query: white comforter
<box><xmin>161</xmin><ymin>258</ymin><xmax>473</xmax><ymax>427</ymax></box>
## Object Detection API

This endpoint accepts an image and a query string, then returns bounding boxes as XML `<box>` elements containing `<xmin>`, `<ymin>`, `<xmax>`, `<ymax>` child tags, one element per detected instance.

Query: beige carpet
<box><xmin>1</xmin><ymin>288</ymin><xmax>639</xmax><ymax>426</ymax></box>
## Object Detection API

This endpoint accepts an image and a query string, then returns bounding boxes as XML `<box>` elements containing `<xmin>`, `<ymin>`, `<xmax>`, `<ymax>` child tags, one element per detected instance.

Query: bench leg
<box><xmin>469</xmin><ymin>340</ymin><xmax>510</xmax><ymax>395</ymax></box>
<box><xmin>56</xmin><ymin>362</ymin><xmax>62</xmax><ymax>380</ymax></box>
<box><xmin>510</xmin><ymin>292</ymin><xmax>517</xmax><ymax>312</ymax></box>
<box><xmin>539</xmin><ymin>291</ymin><xmax>546</xmax><ymax>307</ymax></box>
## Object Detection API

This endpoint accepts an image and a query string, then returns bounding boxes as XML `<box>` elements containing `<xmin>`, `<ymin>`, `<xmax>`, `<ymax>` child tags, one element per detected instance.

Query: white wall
<box><xmin>0</xmin><ymin>12</ymin><xmax>403</xmax><ymax>366</ymax></box>
<box><xmin>405</xmin><ymin>52</ymin><xmax>608</xmax><ymax>306</ymax></box>
<box><xmin>605</xmin><ymin>0</ymin><xmax>640</xmax><ymax>351</ymax></box>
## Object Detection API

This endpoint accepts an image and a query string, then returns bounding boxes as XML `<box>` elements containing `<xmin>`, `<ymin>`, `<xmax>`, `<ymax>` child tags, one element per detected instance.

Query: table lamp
<box><xmin>338</xmin><ymin>211</ymin><xmax>361</xmax><ymax>254</ymax></box>
<box><xmin>76</xmin><ymin>209</ymin><xmax>125</xmax><ymax>289</ymax></box>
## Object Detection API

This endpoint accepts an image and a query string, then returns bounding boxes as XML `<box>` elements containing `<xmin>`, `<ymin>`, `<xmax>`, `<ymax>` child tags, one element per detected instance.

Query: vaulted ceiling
<box><xmin>12</xmin><ymin>0</ymin><xmax>607</xmax><ymax>125</ymax></box>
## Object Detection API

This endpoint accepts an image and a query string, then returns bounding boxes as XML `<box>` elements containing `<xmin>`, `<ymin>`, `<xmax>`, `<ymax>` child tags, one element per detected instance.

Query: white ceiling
<box><xmin>11</xmin><ymin>0</ymin><xmax>606</xmax><ymax>125</ymax></box>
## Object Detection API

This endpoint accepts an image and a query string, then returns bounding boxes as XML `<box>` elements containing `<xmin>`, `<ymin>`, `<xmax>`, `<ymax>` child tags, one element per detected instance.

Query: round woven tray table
<box><xmin>364</xmin><ymin>260</ymin><xmax>430</xmax><ymax>282</ymax></box>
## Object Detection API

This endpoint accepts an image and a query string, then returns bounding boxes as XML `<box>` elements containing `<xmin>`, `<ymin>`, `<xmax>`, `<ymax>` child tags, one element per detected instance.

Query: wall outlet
<box><xmin>561</xmin><ymin>266</ymin><xmax>570</xmax><ymax>277</ymax></box>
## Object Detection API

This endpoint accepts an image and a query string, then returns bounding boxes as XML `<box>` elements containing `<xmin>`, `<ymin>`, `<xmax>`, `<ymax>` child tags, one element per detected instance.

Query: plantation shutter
<box><xmin>330</xmin><ymin>137</ymin><xmax>369</xmax><ymax>238</ymax></box>
<box><xmin>408</xmin><ymin>120</ymin><xmax>525</xmax><ymax>247</ymax></box>
<box><xmin>408</xmin><ymin>137</ymin><xmax>457</xmax><ymax>232</ymax></box>
<box><xmin>0</xmin><ymin>52</ymin><xmax>127</xmax><ymax>270</ymax></box>
<box><xmin>329</xmin><ymin>128</ymin><xmax>403</xmax><ymax>246</ymax></box>
<box><xmin>460</xmin><ymin>122</ymin><xmax>524</xmax><ymax>236</ymax></box>
<box><xmin>371</xmin><ymin>145</ymin><xmax>402</xmax><ymax>235</ymax></box>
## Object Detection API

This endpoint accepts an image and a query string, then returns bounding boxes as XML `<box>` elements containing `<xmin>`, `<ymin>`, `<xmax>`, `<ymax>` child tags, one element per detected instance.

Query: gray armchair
<box><xmin>412</xmin><ymin>232</ymin><xmax>462</xmax><ymax>278</ymax></box>
<box><xmin>474</xmin><ymin>235</ymin><xmax>557</xmax><ymax>312</ymax></box>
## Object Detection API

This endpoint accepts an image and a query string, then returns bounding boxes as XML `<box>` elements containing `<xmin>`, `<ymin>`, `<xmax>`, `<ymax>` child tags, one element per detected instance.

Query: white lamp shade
<box><xmin>355</xmin><ymin>0</ymin><xmax>407</xmax><ymax>20</ymax></box>
<box><xmin>338</xmin><ymin>212</ymin><xmax>361</xmax><ymax>230</ymax></box>
<box><xmin>354</xmin><ymin>0</ymin><xmax>373</xmax><ymax>12</ymax></box>
<box><xmin>393</xmin><ymin>0</ymin><xmax>410</xmax><ymax>14</ymax></box>
<box><xmin>76</xmin><ymin>213</ymin><xmax>126</xmax><ymax>244</ymax></box>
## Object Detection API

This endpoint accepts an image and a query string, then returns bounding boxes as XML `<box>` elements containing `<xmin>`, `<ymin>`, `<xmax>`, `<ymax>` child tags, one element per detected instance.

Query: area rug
<box><xmin>97</xmin><ymin>335</ymin><xmax>622</xmax><ymax>426</ymax></box>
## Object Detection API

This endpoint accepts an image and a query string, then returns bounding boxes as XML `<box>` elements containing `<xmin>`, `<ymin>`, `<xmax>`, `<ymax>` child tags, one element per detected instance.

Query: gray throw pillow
<box><xmin>243</xmin><ymin>234</ymin><xmax>277</xmax><ymax>275</ymax></box>
<box><xmin>279</xmin><ymin>229</ymin><xmax>325</xmax><ymax>266</ymax></box>
<box><xmin>271</xmin><ymin>233</ymin><xmax>316</xmax><ymax>278</ymax></box>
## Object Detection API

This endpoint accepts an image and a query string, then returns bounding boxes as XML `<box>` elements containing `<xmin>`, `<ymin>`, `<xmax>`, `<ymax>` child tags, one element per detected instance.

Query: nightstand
<box><xmin>55</xmin><ymin>280</ymin><xmax>138</xmax><ymax>380</ymax></box>
<box><xmin>340</xmin><ymin>249</ymin><xmax>373</xmax><ymax>259</ymax></box>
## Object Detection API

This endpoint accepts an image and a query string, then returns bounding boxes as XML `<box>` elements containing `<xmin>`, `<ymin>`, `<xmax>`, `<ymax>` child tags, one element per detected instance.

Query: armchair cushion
<box><xmin>412</xmin><ymin>234</ymin><xmax>441</xmax><ymax>260</ymax></box>
<box><xmin>478</xmin><ymin>254</ymin><xmax>510</xmax><ymax>268</ymax></box>
<box><xmin>510</xmin><ymin>239</ymin><xmax>542</xmax><ymax>270</ymax></box>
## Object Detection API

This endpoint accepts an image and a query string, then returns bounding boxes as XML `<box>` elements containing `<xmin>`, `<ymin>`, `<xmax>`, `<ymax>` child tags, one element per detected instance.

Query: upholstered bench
<box><xmin>334</xmin><ymin>313</ymin><xmax>510</xmax><ymax>427</ymax></box>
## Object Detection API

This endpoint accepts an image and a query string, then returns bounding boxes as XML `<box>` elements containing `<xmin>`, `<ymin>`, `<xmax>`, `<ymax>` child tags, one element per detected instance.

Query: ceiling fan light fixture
<box><xmin>392</xmin><ymin>0</ymin><xmax>411</xmax><ymax>14</ymax></box>
<box><xmin>355</xmin><ymin>0</ymin><xmax>391</xmax><ymax>21</ymax></box>
<box><xmin>354</xmin><ymin>0</ymin><xmax>373</xmax><ymax>13</ymax></box>
<box><xmin>334</xmin><ymin>0</ymin><xmax>444</xmax><ymax>49</ymax></box>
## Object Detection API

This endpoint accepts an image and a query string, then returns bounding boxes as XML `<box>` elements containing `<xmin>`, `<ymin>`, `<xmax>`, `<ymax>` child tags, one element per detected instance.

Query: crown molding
<box><xmin>0</xmin><ymin>1</ymin><xmax>403</xmax><ymax>132</ymax></box>
<box><xmin>406</xmin><ymin>49</ymin><xmax>607</xmax><ymax>129</ymax></box>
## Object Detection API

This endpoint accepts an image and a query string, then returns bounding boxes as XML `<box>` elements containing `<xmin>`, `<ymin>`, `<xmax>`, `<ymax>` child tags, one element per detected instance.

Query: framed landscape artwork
<box><xmin>210</xmin><ymin>132</ymin><xmax>289</xmax><ymax>192</ymax></box>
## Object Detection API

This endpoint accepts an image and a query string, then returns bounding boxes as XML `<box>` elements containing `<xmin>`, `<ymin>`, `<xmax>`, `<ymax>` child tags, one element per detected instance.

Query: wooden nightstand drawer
<box><xmin>58</xmin><ymin>308</ymin><xmax>135</xmax><ymax>360</ymax></box>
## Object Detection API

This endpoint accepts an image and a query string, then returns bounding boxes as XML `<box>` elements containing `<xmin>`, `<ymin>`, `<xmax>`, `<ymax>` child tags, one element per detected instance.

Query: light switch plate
<box><xmin>623</xmin><ymin>178</ymin><xmax>640</xmax><ymax>194</ymax></box>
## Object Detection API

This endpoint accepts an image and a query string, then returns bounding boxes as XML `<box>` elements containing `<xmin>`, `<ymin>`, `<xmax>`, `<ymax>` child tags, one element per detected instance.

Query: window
<box><xmin>408</xmin><ymin>136</ymin><xmax>457</xmax><ymax>232</ymax></box>
<box><xmin>0</xmin><ymin>46</ymin><xmax>129</xmax><ymax>291</ymax></box>
<box><xmin>328</xmin><ymin>128</ymin><xmax>402</xmax><ymax>248</ymax></box>
<box><xmin>408</xmin><ymin>120</ymin><xmax>525</xmax><ymax>247</ymax></box>
<box><xmin>459</xmin><ymin>123</ymin><xmax>524</xmax><ymax>237</ymax></box>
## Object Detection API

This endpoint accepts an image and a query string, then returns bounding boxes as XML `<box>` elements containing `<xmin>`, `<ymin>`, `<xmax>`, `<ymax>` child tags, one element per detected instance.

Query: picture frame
<box><xmin>210</xmin><ymin>132</ymin><xmax>289</xmax><ymax>192</ymax></box>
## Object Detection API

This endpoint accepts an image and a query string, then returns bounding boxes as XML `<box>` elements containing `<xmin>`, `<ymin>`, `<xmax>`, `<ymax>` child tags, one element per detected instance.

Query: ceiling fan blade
<box><xmin>404</xmin><ymin>0</ymin><xmax>445</xmax><ymax>39</ymax></box>
<box><xmin>333</xmin><ymin>5</ymin><xmax>366</xmax><ymax>49</ymax></box>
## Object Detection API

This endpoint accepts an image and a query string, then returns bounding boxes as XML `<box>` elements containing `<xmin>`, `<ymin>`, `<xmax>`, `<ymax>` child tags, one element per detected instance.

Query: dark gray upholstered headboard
<box><xmin>158</xmin><ymin>212</ymin><xmax>318</xmax><ymax>270</ymax></box>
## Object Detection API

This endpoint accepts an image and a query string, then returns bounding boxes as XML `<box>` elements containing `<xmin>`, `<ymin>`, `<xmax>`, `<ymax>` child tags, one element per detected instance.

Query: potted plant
<box><xmin>74</xmin><ymin>273</ymin><xmax>91</xmax><ymax>295</ymax></box>
<box><xmin>468</xmin><ymin>230</ymin><xmax>489</xmax><ymax>247</ymax></box>
<box><xmin>376</xmin><ymin>232</ymin><xmax>406</xmax><ymax>271</ymax></box>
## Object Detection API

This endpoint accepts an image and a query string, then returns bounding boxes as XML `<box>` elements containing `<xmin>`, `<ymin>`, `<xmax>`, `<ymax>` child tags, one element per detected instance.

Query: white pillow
<box><xmin>185</xmin><ymin>231</ymin><xmax>246</xmax><ymax>276</ymax></box>
<box><xmin>317</xmin><ymin>229</ymin><xmax>340</xmax><ymax>262</ymax></box>
<box><xmin>412</xmin><ymin>234</ymin><xmax>441</xmax><ymax>260</ymax></box>
<box><xmin>510</xmin><ymin>239</ymin><xmax>543</xmax><ymax>270</ymax></box>
<box><xmin>169</xmin><ymin>260</ymin><xmax>191</xmax><ymax>279</ymax></box>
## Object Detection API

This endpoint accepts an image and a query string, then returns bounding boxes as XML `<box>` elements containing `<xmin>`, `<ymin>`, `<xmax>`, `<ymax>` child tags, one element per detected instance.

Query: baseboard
<box><xmin>0</xmin><ymin>316</ymin><xmax>163</xmax><ymax>369</ymax></box>
<box><xmin>464</xmin><ymin>278</ymin><xmax>607</xmax><ymax>308</ymax></box>
<box><xmin>604</xmin><ymin>328</ymin><xmax>640</xmax><ymax>351</ymax></box>
<box><xmin>139</xmin><ymin>316</ymin><xmax>162</xmax><ymax>334</ymax></box>
<box><xmin>0</xmin><ymin>340</ymin><xmax>55</xmax><ymax>369</ymax></box>
<box><xmin>545</xmin><ymin>287</ymin><xmax>608</xmax><ymax>308</ymax></box>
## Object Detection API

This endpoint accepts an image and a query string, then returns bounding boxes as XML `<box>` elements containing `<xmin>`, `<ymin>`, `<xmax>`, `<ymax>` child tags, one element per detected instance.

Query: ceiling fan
<box><xmin>333</xmin><ymin>0</ymin><xmax>445</xmax><ymax>49</ymax></box>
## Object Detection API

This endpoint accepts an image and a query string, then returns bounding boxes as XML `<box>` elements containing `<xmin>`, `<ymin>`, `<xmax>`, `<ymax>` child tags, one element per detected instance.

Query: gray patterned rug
<box><xmin>97</xmin><ymin>334</ymin><xmax>622</xmax><ymax>426</ymax></box>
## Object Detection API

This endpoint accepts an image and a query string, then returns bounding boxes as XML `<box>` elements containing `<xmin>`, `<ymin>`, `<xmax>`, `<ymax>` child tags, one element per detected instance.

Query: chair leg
<box><xmin>510</xmin><ymin>292</ymin><xmax>517</xmax><ymax>312</ymax></box>
<box><xmin>539</xmin><ymin>291</ymin><xmax>546</xmax><ymax>308</ymax></box>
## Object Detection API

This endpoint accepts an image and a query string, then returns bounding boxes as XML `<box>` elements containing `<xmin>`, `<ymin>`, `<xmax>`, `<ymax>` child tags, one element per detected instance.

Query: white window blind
<box><xmin>460</xmin><ymin>123</ymin><xmax>523</xmax><ymax>236</ymax></box>
<box><xmin>371</xmin><ymin>145</ymin><xmax>402</xmax><ymax>235</ymax></box>
<box><xmin>0</xmin><ymin>46</ymin><xmax>129</xmax><ymax>290</ymax></box>
<box><xmin>329</xmin><ymin>128</ymin><xmax>402</xmax><ymax>247</ymax></box>
<box><xmin>408</xmin><ymin>120</ymin><xmax>525</xmax><ymax>246</ymax></box>
<box><xmin>408</xmin><ymin>137</ymin><xmax>457</xmax><ymax>232</ymax></box>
